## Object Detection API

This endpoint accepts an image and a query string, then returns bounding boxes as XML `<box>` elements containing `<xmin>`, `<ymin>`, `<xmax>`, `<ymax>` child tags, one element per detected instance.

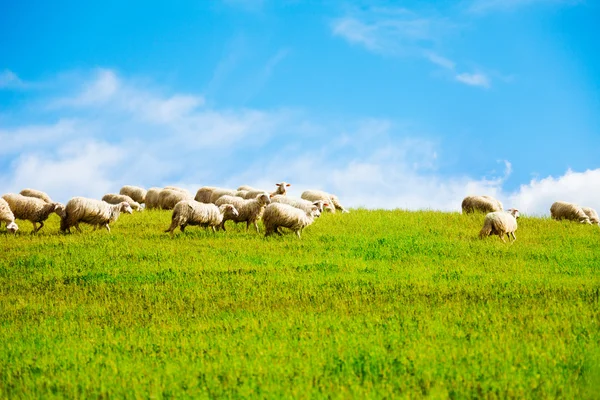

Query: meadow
<box><xmin>1</xmin><ymin>209</ymin><xmax>599</xmax><ymax>398</ymax></box>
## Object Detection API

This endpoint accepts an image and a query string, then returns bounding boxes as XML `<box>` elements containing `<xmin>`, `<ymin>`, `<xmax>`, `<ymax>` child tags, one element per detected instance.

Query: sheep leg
<box><xmin>180</xmin><ymin>224</ymin><xmax>187</xmax><ymax>233</ymax></box>
<box><xmin>295</xmin><ymin>230</ymin><xmax>301</xmax><ymax>239</ymax></box>
<box><xmin>220</xmin><ymin>221</ymin><xmax>226</xmax><ymax>232</ymax></box>
<box><xmin>105</xmin><ymin>224</ymin><xmax>111</xmax><ymax>232</ymax></box>
<box><xmin>36</xmin><ymin>221</ymin><xmax>44</xmax><ymax>233</ymax></box>
<box><xmin>211</xmin><ymin>226</ymin><xmax>217</xmax><ymax>233</ymax></box>
<box><xmin>253</xmin><ymin>221</ymin><xmax>259</xmax><ymax>233</ymax></box>
<box><xmin>75</xmin><ymin>223</ymin><xmax>82</xmax><ymax>233</ymax></box>
<box><xmin>498</xmin><ymin>234</ymin><xmax>506</xmax><ymax>243</ymax></box>
<box><xmin>31</xmin><ymin>222</ymin><xmax>38</xmax><ymax>233</ymax></box>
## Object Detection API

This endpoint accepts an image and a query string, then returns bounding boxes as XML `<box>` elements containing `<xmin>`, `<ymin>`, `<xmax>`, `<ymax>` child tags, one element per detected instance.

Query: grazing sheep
<box><xmin>194</xmin><ymin>186</ymin><xmax>218</xmax><ymax>203</ymax></box>
<box><xmin>301</xmin><ymin>190</ymin><xmax>349</xmax><ymax>213</ymax></box>
<box><xmin>582</xmin><ymin>207</ymin><xmax>600</xmax><ymax>225</ymax></box>
<box><xmin>263</xmin><ymin>202</ymin><xmax>319</xmax><ymax>238</ymax></box>
<box><xmin>479</xmin><ymin>208</ymin><xmax>520</xmax><ymax>243</ymax></box>
<box><xmin>158</xmin><ymin>189</ymin><xmax>192</xmax><ymax>210</ymax></box>
<box><xmin>215</xmin><ymin>192</ymin><xmax>271</xmax><ymax>233</ymax></box>
<box><xmin>145</xmin><ymin>187</ymin><xmax>162</xmax><ymax>210</ymax></box>
<box><xmin>19</xmin><ymin>188</ymin><xmax>53</xmax><ymax>203</ymax></box>
<box><xmin>102</xmin><ymin>193</ymin><xmax>143</xmax><ymax>211</ymax></box>
<box><xmin>461</xmin><ymin>195</ymin><xmax>503</xmax><ymax>214</ymax></box>
<box><xmin>119</xmin><ymin>185</ymin><xmax>147</xmax><ymax>204</ymax></box>
<box><xmin>164</xmin><ymin>201</ymin><xmax>239</xmax><ymax>235</ymax></box>
<box><xmin>241</xmin><ymin>182</ymin><xmax>291</xmax><ymax>200</ymax></box>
<box><xmin>2</xmin><ymin>193</ymin><xmax>66</xmax><ymax>233</ymax></box>
<box><xmin>270</xmin><ymin>194</ymin><xmax>327</xmax><ymax>217</ymax></box>
<box><xmin>60</xmin><ymin>197</ymin><xmax>133</xmax><ymax>233</ymax></box>
<box><xmin>550</xmin><ymin>201</ymin><xmax>591</xmax><ymax>224</ymax></box>
<box><xmin>208</xmin><ymin>188</ymin><xmax>238</xmax><ymax>204</ymax></box>
<box><xmin>0</xmin><ymin>197</ymin><xmax>18</xmax><ymax>234</ymax></box>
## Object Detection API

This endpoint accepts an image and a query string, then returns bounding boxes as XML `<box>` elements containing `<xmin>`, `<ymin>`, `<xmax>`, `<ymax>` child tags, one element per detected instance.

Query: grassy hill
<box><xmin>1</xmin><ymin>209</ymin><xmax>599</xmax><ymax>398</ymax></box>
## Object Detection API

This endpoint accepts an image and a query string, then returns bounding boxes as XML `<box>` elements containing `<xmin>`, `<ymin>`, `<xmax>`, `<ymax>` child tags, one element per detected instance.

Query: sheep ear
<box><xmin>323</xmin><ymin>203</ymin><xmax>329</xmax><ymax>207</ymax></box>
<box><xmin>286</xmin><ymin>183</ymin><xmax>291</xmax><ymax>187</ymax></box>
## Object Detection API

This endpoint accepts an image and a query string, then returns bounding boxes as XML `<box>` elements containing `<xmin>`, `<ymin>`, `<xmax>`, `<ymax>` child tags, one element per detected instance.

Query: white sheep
<box><xmin>158</xmin><ymin>189</ymin><xmax>192</xmax><ymax>210</ymax></box>
<box><xmin>582</xmin><ymin>207</ymin><xmax>600</xmax><ymax>225</ymax></box>
<box><xmin>194</xmin><ymin>186</ymin><xmax>218</xmax><ymax>203</ymax></box>
<box><xmin>550</xmin><ymin>201</ymin><xmax>591</xmax><ymax>224</ymax></box>
<box><xmin>102</xmin><ymin>193</ymin><xmax>143</xmax><ymax>211</ymax></box>
<box><xmin>119</xmin><ymin>185</ymin><xmax>147</xmax><ymax>204</ymax></box>
<box><xmin>479</xmin><ymin>208</ymin><xmax>520</xmax><ymax>243</ymax></box>
<box><xmin>2</xmin><ymin>193</ymin><xmax>66</xmax><ymax>233</ymax></box>
<box><xmin>214</xmin><ymin>192</ymin><xmax>271</xmax><ymax>233</ymax></box>
<box><xmin>164</xmin><ymin>186</ymin><xmax>192</xmax><ymax>197</ymax></box>
<box><xmin>301</xmin><ymin>190</ymin><xmax>348</xmax><ymax>213</ymax></box>
<box><xmin>208</xmin><ymin>188</ymin><xmax>239</xmax><ymax>204</ymax></box>
<box><xmin>0</xmin><ymin>197</ymin><xmax>18</xmax><ymax>234</ymax></box>
<box><xmin>19</xmin><ymin>188</ymin><xmax>53</xmax><ymax>203</ymax></box>
<box><xmin>241</xmin><ymin>182</ymin><xmax>291</xmax><ymax>200</ymax></box>
<box><xmin>60</xmin><ymin>197</ymin><xmax>133</xmax><ymax>233</ymax></box>
<box><xmin>270</xmin><ymin>194</ymin><xmax>327</xmax><ymax>217</ymax></box>
<box><xmin>461</xmin><ymin>195</ymin><xmax>503</xmax><ymax>214</ymax></box>
<box><xmin>262</xmin><ymin>202</ymin><xmax>319</xmax><ymax>238</ymax></box>
<box><xmin>144</xmin><ymin>187</ymin><xmax>162</xmax><ymax>210</ymax></box>
<box><xmin>164</xmin><ymin>200</ymin><xmax>239</xmax><ymax>235</ymax></box>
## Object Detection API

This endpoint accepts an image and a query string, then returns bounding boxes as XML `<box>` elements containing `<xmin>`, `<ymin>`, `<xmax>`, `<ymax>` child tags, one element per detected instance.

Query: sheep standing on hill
<box><xmin>119</xmin><ymin>185</ymin><xmax>147</xmax><ymax>204</ymax></box>
<box><xmin>215</xmin><ymin>193</ymin><xmax>271</xmax><ymax>233</ymax></box>
<box><xmin>241</xmin><ymin>182</ymin><xmax>291</xmax><ymax>200</ymax></box>
<box><xmin>550</xmin><ymin>201</ymin><xmax>591</xmax><ymax>224</ymax></box>
<box><xmin>301</xmin><ymin>190</ymin><xmax>348</xmax><ymax>213</ymax></box>
<box><xmin>582</xmin><ymin>207</ymin><xmax>599</xmax><ymax>225</ymax></box>
<box><xmin>144</xmin><ymin>188</ymin><xmax>162</xmax><ymax>209</ymax></box>
<box><xmin>19</xmin><ymin>188</ymin><xmax>53</xmax><ymax>203</ymax></box>
<box><xmin>0</xmin><ymin>197</ymin><xmax>18</xmax><ymax>234</ymax></box>
<box><xmin>102</xmin><ymin>193</ymin><xmax>143</xmax><ymax>211</ymax></box>
<box><xmin>60</xmin><ymin>197</ymin><xmax>133</xmax><ymax>233</ymax></box>
<box><xmin>158</xmin><ymin>189</ymin><xmax>192</xmax><ymax>210</ymax></box>
<box><xmin>165</xmin><ymin>201</ymin><xmax>238</xmax><ymax>235</ymax></box>
<box><xmin>479</xmin><ymin>208</ymin><xmax>520</xmax><ymax>243</ymax></box>
<box><xmin>263</xmin><ymin>202</ymin><xmax>318</xmax><ymax>238</ymax></box>
<box><xmin>461</xmin><ymin>195</ymin><xmax>503</xmax><ymax>214</ymax></box>
<box><xmin>270</xmin><ymin>195</ymin><xmax>327</xmax><ymax>217</ymax></box>
<box><xmin>2</xmin><ymin>193</ymin><xmax>66</xmax><ymax>233</ymax></box>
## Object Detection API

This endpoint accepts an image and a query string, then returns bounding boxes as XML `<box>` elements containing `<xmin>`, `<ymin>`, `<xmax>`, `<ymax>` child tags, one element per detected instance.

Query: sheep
<box><xmin>102</xmin><ymin>193</ymin><xmax>143</xmax><ymax>211</ymax></box>
<box><xmin>262</xmin><ymin>202</ymin><xmax>319</xmax><ymax>238</ymax></box>
<box><xmin>550</xmin><ymin>201</ymin><xmax>591</xmax><ymax>224</ymax></box>
<box><xmin>270</xmin><ymin>194</ymin><xmax>327</xmax><ymax>217</ymax></box>
<box><xmin>164</xmin><ymin>186</ymin><xmax>192</xmax><ymax>197</ymax></box>
<box><xmin>164</xmin><ymin>201</ymin><xmax>239</xmax><ymax>235</ymax></box>
<box><xmin>2</xmin><ymin>193</ymin><xmax>66</xmax><ymax>233</ymax></box>
<box><xmin>0</xmin><ymin>197</ymin><xmax>18</xmax><ymax>234</ymax></box>
<box><xmin>479</xmin><ymin>208</ymin><xmax>520</xmax><ymax>243</ymax></box>
<box><xmin>60</xmin><ymin>197</ymin><xmax>133</xmax><ymax>233</ymax></box>
<box><xmin>158</xmin><ymin>189</ymin><xmax>192</xmax><ymax>210</ymax></box>
<box><xmin>194</xmin><ymin>186</ymin><xmax>218</xmax><ymax>203</ymax></box>
<box><xmin>208</xmin><ymin>188</ymin><xmax>238</xmax><ymax>204</ymax></box>
<box><xmin>301</xmin><ymin>190</ymin><xmax>349</xmax><ymax>213</ymax></box>
<box><xmin>582</xmin><ymin>207</ymin><xmax>600</xmax><ymax>225</ymax></box>
<box><xmin>145</xmin><ymin>187</ymin><xmax>162</xmax><ymax>210</ymax></box>
<box><xmin>214</xmin><ymin>192</ymin><xmax>271</xmax><ymax>233</ymax></box>
<box><xmin>240</xmin><ymin>182</ymin><xmax>291</xmax><ymax>200</ymax></box>
<box><xmin>119</xmin><ymin>185</ymin><xmax>147</xmax><ymax>204</ymax></box>
<box><xmin>19</xmin><ymin>188</ymin><xmax>53</xmax><ymax>203</ymax></box>
<box><xmin>461</xmin><ymin>195</ymin><xmax>503</xmax><ymax>214</ymax></box>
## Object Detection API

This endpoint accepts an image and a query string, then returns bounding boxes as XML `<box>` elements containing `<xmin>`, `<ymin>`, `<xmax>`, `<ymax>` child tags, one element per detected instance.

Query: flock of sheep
<box><xmin>0</xmin><ymin>185</ymin><xmax>598</xmax><ymax>241</ymax></box>
<box><xmin>462</xmin><ymin>195</ymin><xmax>599</xmax><ymax>243</ymax></box>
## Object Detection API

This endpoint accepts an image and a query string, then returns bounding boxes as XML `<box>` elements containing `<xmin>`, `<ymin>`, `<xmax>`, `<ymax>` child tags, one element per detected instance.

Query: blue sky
<box><xmin>1</xmin><ymin>0</ymin><xmax>599</xmax><ymax>214</ymax></box>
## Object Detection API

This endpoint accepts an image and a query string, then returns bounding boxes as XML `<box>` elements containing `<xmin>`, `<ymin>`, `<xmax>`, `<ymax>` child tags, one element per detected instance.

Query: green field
<box><xmin>1</xmin><ymin>209</ymin><xmax>599</xmax><ymax>398</ymax></box>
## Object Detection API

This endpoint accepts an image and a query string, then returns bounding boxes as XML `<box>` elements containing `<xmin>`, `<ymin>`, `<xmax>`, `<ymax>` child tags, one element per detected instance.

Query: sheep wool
<box><xmin>479</xmin><ymin>208</ymin><xmax>520</xmax><ymax>243</ymax></box>
<box><xmin>270</xmin><ymin>194</ymin><xmax>327</xmax><ymax>217</ymax></box>
<box><xmin>582</xmin><ymin>207</ymin><xmax>600</xmax><ymax>225</ymax></box>
<box><xmin>2</xmin><ymin>193</ymin><xmax>66</xmax><ymax>233</ymax></box>
<box><xmin>241</xmin><ymin>182</ymin><xmax>291</xmax><ymax>200</ymax></box>
<box><xmin>262</xmin><ymin>202</ymin><xmax>318</xmax><ymax>238</ymax></box>
<box><xmin>0</xmin><ymin>197</ymin><xmax>18</xmax><ymax>234</ymax></box>
<box><xmin>215</xmin><ymin>193</ymin><xmax>271</xmax><ymax>232</ymax></box>
<box><xmin>102</xmin><ymin>193</ymin><xmax>143</xmax><ymax>211</ymax></box>
<box><xmin>19</xmin><ymin>188</ymin><xmax>53</xmax><ymax>203</ymax></box>
<box><xmin>165</xmin><ymin>201</ymin><xmax>239</xmax><ymax>235</ymax></box>
<box><xmin>144</xmin><ymin>188</ymin><xmax>162</xmax><ymax>210</ymax></box>
<box><xmin>60</xmin><ymin>197</ymin><xmax>133</xmax><ymax>233</ymax></box>
<box><xmin>158</xmin><ymin>189</ymin><xmax>192</xmax><ymax>210</ymax></box>
<box><xmin>461</xmin><ymin>195</ymin><xmax>503</xmax><ymax>214</ymax></box>
<box><xmin>208</xmin><ymin>188</ymin><xmax>238</xmax><ymax>204</ymax></box>
<box><xmin>550</xmin><ymin>201</ymin><xmax>591</xmax><ymax>224</ymax></box>
<box><xmin>194</xmin><ymin>186</ymin><xmax>217</xmax><ymax>203</ymax></box>
<box><xmin>119</xmin><ymin>185</ymin><xmax>147</xmax><ymax>204</ymax></box>
<box><xmin>300</xmin><ymin>190</ymin><xmax>347</xmax><ymax>213</ymax></box>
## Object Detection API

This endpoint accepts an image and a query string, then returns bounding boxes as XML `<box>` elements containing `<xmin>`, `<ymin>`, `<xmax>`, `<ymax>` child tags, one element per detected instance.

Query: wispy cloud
<box><xmin>455</xmin><ymin>72</ymin><xmax>491</xmax><ymax>88</ymax></box>
<box><xmin>0</xmin><ymin>69</ymin><xmax>26</xmax><ymax>90</ymax></box>
<box><xmin>467</xmin><ymin>0</ymin><xmax>581</xmax><ymax>14</ymax></box>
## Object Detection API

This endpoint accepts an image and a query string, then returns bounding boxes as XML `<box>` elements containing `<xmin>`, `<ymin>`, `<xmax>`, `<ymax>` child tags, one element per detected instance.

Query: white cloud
<box><xmin>0</xmin><ymin>69</ymin><xmax>25</xmax><ymax>89</ymax></box>
<box><xmin>467</xmin><ymin>0</ymin><xmax>581</xmax><ymax>14</ymax></box>
<box><xmin>455</xmin><ymin>72</ymin><xmax>491</xmax><ymax>88</ymax></box>
<box><xmin>424</xmin><ymin>51</ymin><xmax>456</xmax><ymax>70</ymax></box>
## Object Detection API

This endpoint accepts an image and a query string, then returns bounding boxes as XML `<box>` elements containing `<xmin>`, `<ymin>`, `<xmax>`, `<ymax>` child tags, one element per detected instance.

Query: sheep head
<box><xmin>219</xmin><ymin>204</ymin><xmax>239</xmax><ymax>219</ymax></box>
<box><xmin>7</xmin><ymin>221</ymin><xmax>18</xmax><ymax>234</ymax></box>
<box><xmin>120</xmin><ymin>202</ymin><xmax>134</xmax><ymax>214</ymax></box>
<box><xmin>53</xmin><ymin>203</ymin><xmax>67</xmax><ymax>219</ymax></box>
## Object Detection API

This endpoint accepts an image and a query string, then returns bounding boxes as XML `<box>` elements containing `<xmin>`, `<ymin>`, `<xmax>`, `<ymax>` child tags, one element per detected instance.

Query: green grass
<box><xmin>1</xmin><ymin>209</ymin><xmax>599</xmax><ymax>398</ymax></box>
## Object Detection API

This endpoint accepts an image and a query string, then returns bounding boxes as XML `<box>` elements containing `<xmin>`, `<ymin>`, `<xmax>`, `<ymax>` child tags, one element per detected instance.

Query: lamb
<box><xmin>119</xmin><ymin>185</ymin><xmax>147</xmax><ymax>204</ymax></box>
<box><xmin>270</xmin><ymin>194</ymin><xmax>327</xmax><ymax>217</ymax></box>
<box><xmin>262</xmin><ymin>202</ymin><xmax>319</xmax><ymax>238</ymax></box>
<box><xmin>215</xmin><ymin>192</ymin><xmax>271</xmax><ymax>233</ymax></box>
<box><xmin>240</xmin><ymin>182</ymin><xmax>291</xmax><ymax>200</ymax></box>
<box><xmin>550</xmin><ymin>201</ymin><xmax>591</xmax><ymax>224</ymax></box>
<box><xmin>60</xmin><ymin>197</ymin><xmax>133</xmax><ymax>233</ymax></box>
<box><xmin>19</xmin><ymin>188</ymin><xmax>53</xmax><ymax>203</ymax></box>
<box><xmin>461</xmin><ymin>195</ymin><xmax>503</xmax><ymax>214</ymax></box>
<box><xmin>158</xmin><ymin>189</ymin><xmax>192</xmax><ymax>210</ymax></box>
<box><xmin>102</xmin><ymin>193</ymin><xmax>143</xmax><ymax>211</ymax></box>
<box><xmin>164</xmin><ymin>201</ymin><xmax>239</xmax><ymax>235</ymax></box>
<box><xmin>0</xmin><ymin>197</ymin><xmax>18</xmax><ymax>234</ymax></box>
<box><xmin>144</xmin><ymin>187</ymin><xmax>162</xmax><ymax>210</ymax></box>
<box><xmin>479</xmin><ymin>208</ymin><xmax>520</xmax><ymax>243</ymax></box>
<box><xmin>301</xmin><ymin>190</ymin><xmax>349</xmax><ymax>213</ymax></box>
<box><xmin>582</xmin><ymin>207</ymin><xmax>600</xmax><ymax>225</ymax></box>
<box><xmin>2</xmin><ymin>193</ymin><xmax>66</xmax><ymax>233</ymax></box>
